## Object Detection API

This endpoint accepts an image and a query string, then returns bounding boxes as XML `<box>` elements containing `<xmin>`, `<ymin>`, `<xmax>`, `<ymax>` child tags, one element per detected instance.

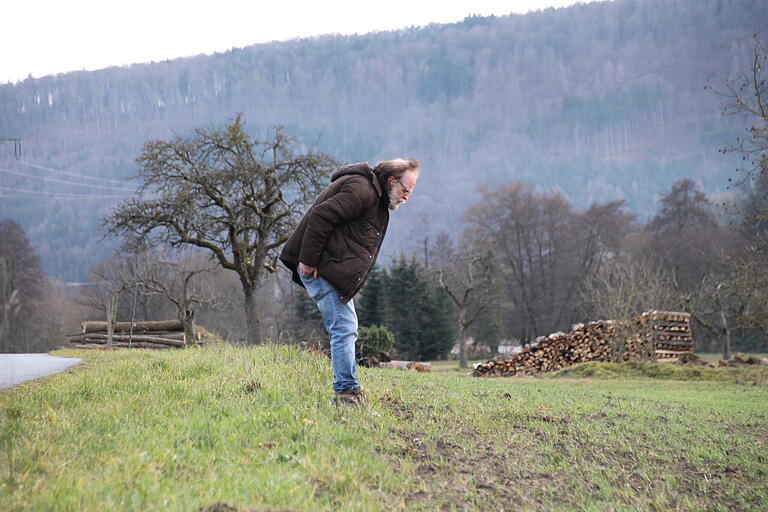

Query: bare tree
<box><xmin>695</xmin><ymin>252</ymin><xmax>768</xmax><ymax>345</ymax></box>
<box><xmin>707</xmin><ymin>33</ymin><xmax>768</xmax><ymax>241</ymax></box>
<box><xmin>75</xmin><ymin>265</ymin><xmax>125</xmax><ymax>344</ymax></box>
<box><xmin>707</xmin><ymin>34</ymin><xmax>768</xmax><ymax>186</ymax></box>
<box><xmin>85</xmin><ymin>248</ymin><xmax>226</xmax><ymax>342</ymax></box>
<box><xmin>734</xmin><ymin>262</ymin><xmax>768</xmax><ymax>339</ymax></box>
<box><xmin>582</xmin><ymin>254</ymin><xmax>679</xmax><ymax>360</ymax></box>
<box><xmin>433</xmin><ymin>231</ymin><xmax>496</xmax><ymax>368</ymax></box>
<box><xmin>120</xmin><ymin>251</ymin><xmax>221</xmax><ymax>341</ymax></box>
<box><xmin>103</xmin><ymin>114</ymin><xmax>337</xmax><ymax>343</ymax></box>
<box><xmin>464</xmin><ymin>183</ymin><xmax>635</xmax><ymax>344</ymax></box>
<box><xmin>680</xmin><ymin>273</ymin><xmax>746</xmax><ymax>360</ymax></box>
<box><xmin>707</xmin><ymin>34</ymin><xmax>768</xmax><ymax>341</ymax></box>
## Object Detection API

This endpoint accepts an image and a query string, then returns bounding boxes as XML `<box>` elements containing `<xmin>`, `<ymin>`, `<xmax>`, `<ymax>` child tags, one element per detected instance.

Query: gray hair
<box><xmin>373</xmin><ymin>158</ymin><xmax>420</xmax><ymax>182</ymax></box>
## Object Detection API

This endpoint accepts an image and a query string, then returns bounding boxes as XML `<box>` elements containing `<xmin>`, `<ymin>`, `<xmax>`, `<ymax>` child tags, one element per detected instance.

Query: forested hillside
<box><xmin>0</xmin><ymin>0</ymin><xmax>764</xmax><ymax>281</ymax></box>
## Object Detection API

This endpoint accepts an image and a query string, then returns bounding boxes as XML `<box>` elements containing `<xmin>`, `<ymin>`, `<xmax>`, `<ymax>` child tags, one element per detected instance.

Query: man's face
<box><xmin>387</xmin><ymin>170</ymin><xmax>418</xmax><ymax>211</ymax></box>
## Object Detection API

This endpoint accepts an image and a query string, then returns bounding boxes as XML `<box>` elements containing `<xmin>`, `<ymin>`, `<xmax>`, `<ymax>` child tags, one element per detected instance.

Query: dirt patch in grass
<box><xmin>384</xmin><ymin>421</ymin><xmax>569</xmax><ymax>511</ymax></box>
<box><xmin>199</xmin><ymin>505</ymin><xmax>241</xmax><ymax>512</ymax></box>
<box><xmin>380</xmin><ymin>394</ymin><xmax>767</xmax><ymax>511</ymax></box>
<box><xmin>724</xmin><ymin>421</ymin><xmax>768</xmax><ymax>446</ymax></box>
<box><xmin>379</xmin><ymin>394</ymin><xmax>414</xmax><ymax>420</ymax></box>
<box><xmin>377</xmin><ymin>393</ymin><xmax>573</xmax><ymax>509</ymax></box>
<box><xmin>198</xmin><ymin>504</ymin><xmax>295</xmax><ymax>512</ymax></box>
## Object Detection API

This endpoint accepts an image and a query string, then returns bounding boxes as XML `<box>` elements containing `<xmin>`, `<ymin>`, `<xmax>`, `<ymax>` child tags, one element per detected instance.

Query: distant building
<box><xmin>451</xmin><ymin>337</ymin><xmax>523</xmax><ymax>357</ymax></box>
<box><xmin>497</xmin><ymin>343</ymin><xmax>522</xmax><ymax>355</ymax></box>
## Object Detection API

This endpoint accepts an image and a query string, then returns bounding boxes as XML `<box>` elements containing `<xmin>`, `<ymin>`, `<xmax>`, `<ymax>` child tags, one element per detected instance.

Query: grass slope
<box><xmin>1</xmin><ymin>344</ymin><xmax>767</xmax><ymax>511</ymax></box>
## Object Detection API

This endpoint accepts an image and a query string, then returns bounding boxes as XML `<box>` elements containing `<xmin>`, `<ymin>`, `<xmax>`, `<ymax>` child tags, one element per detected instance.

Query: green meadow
<box><xmin>1</xmin><ymin>344</ymin><xmax>766</xmax><ymax>511</ymax></box>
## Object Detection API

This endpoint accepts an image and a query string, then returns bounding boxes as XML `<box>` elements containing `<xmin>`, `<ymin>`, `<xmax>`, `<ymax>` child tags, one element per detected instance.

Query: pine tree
<box><xmin>357</xmin><ymin>265</ymin><xmax>385</xmax><ymax>327</ymax></box>
<box><xmin>384</xmin><ymin>256</ymin><xmax>454</xmax><ymax>360</ymax></box>
<box><xmin>385</xmin><ymin>256</ymin><xmax>419</xmax><ymax>359</ymax></box>
<box><xmin>416</xmin><ymin>286</ymin><xmax>455</xmax><ymax>360</ymax></box>
<box><xmin>0</xmin><ymin>219</ymin><xmax>54</xmax><ymax>352</ymax></box>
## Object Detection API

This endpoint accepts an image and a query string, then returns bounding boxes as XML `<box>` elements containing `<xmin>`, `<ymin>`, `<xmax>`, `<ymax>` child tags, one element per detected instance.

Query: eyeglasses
<box><xmin>395</xmin><ymin>176</ymin><xmax>413</xmax><ymax>196</ymax></box>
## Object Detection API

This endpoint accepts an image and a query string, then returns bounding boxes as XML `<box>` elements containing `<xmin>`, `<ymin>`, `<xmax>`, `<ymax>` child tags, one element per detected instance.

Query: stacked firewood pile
<box><xmin>645</xmin><ymin>311</ymin><xmax>693</xmax><ymax>362</ymax></box>
<box><xmin>68</xmin><ymin>320</ymin><xmax>195</xmax><ymax>349</ymax></box>
<box><xmin>473</xmin><ymin>310</ymin><xmax>692</xmax><ymax>377</ymax></box>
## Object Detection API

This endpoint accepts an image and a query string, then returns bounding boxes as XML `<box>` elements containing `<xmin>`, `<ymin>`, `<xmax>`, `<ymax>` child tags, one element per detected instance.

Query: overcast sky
<box><xmin>2</xmin><ymin>1</ymin><xmax>588</xmax><ymax>84</ymax></box>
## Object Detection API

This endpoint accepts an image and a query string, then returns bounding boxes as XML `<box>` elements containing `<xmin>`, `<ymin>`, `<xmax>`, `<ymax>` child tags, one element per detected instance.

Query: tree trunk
<box><xmin>720</xmin><ymin>310</ymin><xmax>732</xmax><ymax>360</ymax></box>
<box><xmin>181</xmin><ymin>307</ymin><xmax>196</xmax><ymax>344</ymax></box>
<box><xmin>458</xmin><ymin>308</ymin><xmax>468</xmax><ymax>369</ymax></box>
<box><xmin>243</xmin><ymin>289</ymin><xmax>262</xmax><ymax>344</ymax></box>
<box><xmin>105</xmin><ymin>295</ymin><xmax>118</xmax><ymax>348</ymax></box>
<box><xmin>77</xmin><ymin>333</ymin><xmax>185</xmax><ymax>342</ymax></box>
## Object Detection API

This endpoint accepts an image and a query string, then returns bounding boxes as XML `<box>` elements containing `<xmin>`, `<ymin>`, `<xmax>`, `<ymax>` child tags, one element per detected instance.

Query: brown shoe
<box><xmin>334</xmin><ymin>387</ymin><xmax>365</xmax><ymax>406</ymax></box>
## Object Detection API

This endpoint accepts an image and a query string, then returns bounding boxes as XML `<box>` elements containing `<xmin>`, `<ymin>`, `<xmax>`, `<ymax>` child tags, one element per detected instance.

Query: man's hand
<box><xmin>299</xmin><ymin>262</ymin><xmax>319</xmax><ymax>279</ymax></box>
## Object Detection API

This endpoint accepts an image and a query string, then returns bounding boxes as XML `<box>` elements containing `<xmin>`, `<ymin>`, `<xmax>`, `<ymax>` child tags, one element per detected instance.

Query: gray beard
<box><xmin>388</xmin><ymin>186</ymin><xmax>402</xmax><ymax>210</ymax></box>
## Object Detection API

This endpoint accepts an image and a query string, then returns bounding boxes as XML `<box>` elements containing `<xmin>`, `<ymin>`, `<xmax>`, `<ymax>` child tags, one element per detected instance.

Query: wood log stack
<box><xmin>641</xmin><ymin>310</ymin><xmax>693</xmax><ymax>363</ymax></box>
<box><xmin>67</xmin><ymin>320</ymin><xmax>193</xmax><ymax>349</ymax></box>
<box><xmin>473</xmin><ymin>310</ymin><xmax>693</xmax><ymax>377</ymax></box>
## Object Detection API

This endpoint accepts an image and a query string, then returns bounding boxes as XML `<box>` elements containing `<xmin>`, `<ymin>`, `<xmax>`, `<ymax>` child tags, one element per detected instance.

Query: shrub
<box><xmin>357</xmin><ymin>325</ymin><xmax>395</xmax><ymax>361</ymax></box>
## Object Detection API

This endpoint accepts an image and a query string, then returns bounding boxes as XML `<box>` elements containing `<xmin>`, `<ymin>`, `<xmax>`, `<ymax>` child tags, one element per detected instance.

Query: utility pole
<box><xmin>0</xmin><ymin>137</ymin><xmax>22</xmax><ymax>158</ymax></box>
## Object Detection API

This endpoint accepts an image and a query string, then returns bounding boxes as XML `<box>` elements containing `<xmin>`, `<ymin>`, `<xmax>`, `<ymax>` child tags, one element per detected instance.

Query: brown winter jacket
<box><xmin>279</xmin><ymin>162</ymin><xmax>390</xmax><ymax>303</ymax></box>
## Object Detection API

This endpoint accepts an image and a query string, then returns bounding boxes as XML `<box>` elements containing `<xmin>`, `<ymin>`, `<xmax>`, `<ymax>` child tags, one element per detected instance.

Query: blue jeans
<box><xmin>299</xmin><ymin>273</ymin><xmax>359</xmax><ymax>392</ymax></box>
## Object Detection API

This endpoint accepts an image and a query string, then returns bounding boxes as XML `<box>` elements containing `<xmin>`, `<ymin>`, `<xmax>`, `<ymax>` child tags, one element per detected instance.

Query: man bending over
<box><xmin>279</xmin><ymin>158</ymin><xmax>420</xmax><ymax>405</ymax></box>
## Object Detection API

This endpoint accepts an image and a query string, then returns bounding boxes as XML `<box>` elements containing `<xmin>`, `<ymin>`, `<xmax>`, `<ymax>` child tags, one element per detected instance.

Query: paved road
<box><xmin>0</xmin><ymin>354</ymin><xmax>82</xmax><ymax>390</ymax></box>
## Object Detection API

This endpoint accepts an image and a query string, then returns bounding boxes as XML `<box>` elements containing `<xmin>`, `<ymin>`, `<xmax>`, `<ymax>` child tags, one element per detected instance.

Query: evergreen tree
<box><xmin>644</xmin><ymin>179</ymin><xmax>727</xmax><ymax>292</ymax></box>
<box><xmin>384</xmin><ymin>256</ymin><xmax>454</xmax><ymax>360</ymax></box>
<box><xmin>385</xmin><ymin>256</ymin><xmax>419</xmax><ymax>359</ymax></box>
<box><xmin>415</xmin><ymin>286</ymin><xmax>455</xmax><ymax>360</ymax></box>
<box><xmin>357</xmin><ymin>265</ymin><xmax>385</xmax><ymax>327</ymax></box>
<box><xmin>0</xmin><ymin>219</ymin><xmax>57</xmax><ymax>352</ymax></box>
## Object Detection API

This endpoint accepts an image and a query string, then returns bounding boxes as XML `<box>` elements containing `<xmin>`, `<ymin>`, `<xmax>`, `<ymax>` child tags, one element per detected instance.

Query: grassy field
<box><xmin>1</xmin><ymin>344</ymin><xmax>767</xmax><ymax>511</ymax></box>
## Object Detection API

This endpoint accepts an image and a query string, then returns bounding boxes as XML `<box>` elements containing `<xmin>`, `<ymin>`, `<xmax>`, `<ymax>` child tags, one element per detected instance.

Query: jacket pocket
<box><xmin>345</xmin><ymin>236</ymin><xmax>372</xmax><ymax>261</ymax></box>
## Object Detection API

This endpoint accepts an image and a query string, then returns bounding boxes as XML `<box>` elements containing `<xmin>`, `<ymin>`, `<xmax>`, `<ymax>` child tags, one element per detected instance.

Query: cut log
<box><xmin>72</xmin><ymin>342</ymin><xmax>174</xmax><ymax>350</ymax></box>
<box><xmin>67</xmin><ymin>331</ymin><xmax>185</xmax><ymax>338</ymax></box>
<box><xmin>109</xmin><ymin>341</ymin><xmax>177</xmax><ymax>349</ymax></box>
<box><xmin>75</xmin><ymin>334</ymin><xmax>186</xmax><ymax>347</ymax></box>
<box><xmin>82</xmin><ymin>320</ymin><xmax>183</xmax><ymax>333</ymax></box>
<box><xmin>83</xmin><ymin>332</ymin><xmax>185</xmax><ymax>342</ymax></box>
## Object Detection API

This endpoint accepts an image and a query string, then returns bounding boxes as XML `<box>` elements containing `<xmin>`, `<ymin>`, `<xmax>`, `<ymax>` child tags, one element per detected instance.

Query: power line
<box><xmin>20</xmin><ymin>162</ymin><xmax>137</xmax><ymax>187</ymax></box>
<box><xmin>0</xmin><ymin>166</ymin><xmax>137</xmax><ymax>191</ymax></box>
<box><xmin>0</xmin><ymin>185</ymin><xmax>130</xmax><ymax>199</ymax></box>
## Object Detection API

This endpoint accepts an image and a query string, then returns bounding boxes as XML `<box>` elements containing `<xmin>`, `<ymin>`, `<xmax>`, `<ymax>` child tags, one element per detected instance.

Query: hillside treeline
<box><xmin>0</xmin><ymin>0</ymin><xmax>765</xmax><ymax>281</ymax></box>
